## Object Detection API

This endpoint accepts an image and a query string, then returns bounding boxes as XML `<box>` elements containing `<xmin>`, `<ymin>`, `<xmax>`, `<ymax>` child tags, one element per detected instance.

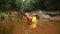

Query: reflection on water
<box><xmin>0</xmin><ymin>15</ymin><xmax>60</xmax><ymax>34</ymax></box>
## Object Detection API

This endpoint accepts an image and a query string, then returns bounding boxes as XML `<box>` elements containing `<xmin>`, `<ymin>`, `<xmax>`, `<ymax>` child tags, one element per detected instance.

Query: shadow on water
<box><xmin>0</xmin><ymin>15</ymin><xmax>19</xmax><ymax>34</ymax></box>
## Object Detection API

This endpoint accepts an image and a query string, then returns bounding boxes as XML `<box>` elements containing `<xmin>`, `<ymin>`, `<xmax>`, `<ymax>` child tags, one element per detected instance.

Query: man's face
<box><xmin>25</xmin><ymin>13</ymin><xmax>29</xmax><ymax>16</ymax></box>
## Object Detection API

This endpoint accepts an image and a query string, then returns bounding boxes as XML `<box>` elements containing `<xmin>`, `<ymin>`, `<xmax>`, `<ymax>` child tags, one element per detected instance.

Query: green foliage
<box><xmin>0</xmin><ymin>0</ymin><xmax>60</xmax><ymax>12</ymax></box>
<box><xmin>23</xmin><ymin>0</ymin><xmax>38</xmax><ymax>11</ymax></box>
<box><xmin>0</xmin><ymin>11</ymin><xmax>6</xmax><ymax>19</ymax></box>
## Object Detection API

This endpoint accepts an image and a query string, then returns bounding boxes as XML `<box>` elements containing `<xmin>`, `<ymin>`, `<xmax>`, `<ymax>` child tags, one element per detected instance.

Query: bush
<box><xmin>0</xmin><ymin>10</ymin><xmax>6</xmax><ymax>20</ymax></box>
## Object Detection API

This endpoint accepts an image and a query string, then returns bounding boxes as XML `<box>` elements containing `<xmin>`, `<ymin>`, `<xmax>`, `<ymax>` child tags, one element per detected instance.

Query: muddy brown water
<box><xmin>0</xmin><ymin>15</ymin><xmax>60</xmax><ymax>34</ymax></box>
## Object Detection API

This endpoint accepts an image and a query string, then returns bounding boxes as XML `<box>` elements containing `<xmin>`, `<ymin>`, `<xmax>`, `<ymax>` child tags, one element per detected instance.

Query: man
<box><xmin>23</xmin><ymin>13</ymin><xmax>32</xmax><ymax>25</ymax></box>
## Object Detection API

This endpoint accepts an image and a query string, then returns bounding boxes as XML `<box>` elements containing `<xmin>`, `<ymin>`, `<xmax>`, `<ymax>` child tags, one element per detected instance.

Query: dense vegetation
<box><xmin>0</xmin><ymin>0</ymin><xmax>60</xmax><ymax>12</ymax></box>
